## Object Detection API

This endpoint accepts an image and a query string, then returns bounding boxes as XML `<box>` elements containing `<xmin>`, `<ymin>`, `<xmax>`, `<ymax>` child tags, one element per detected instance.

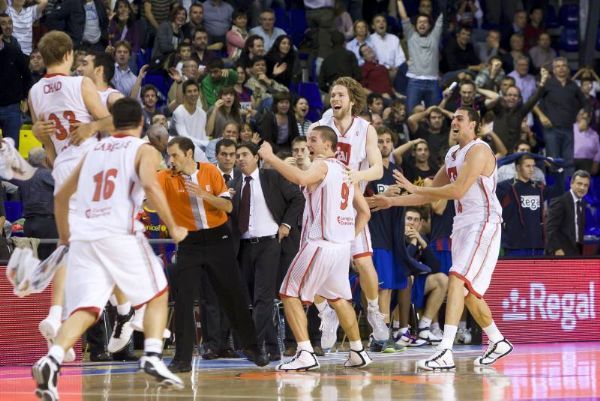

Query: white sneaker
<box><xmin>39</xmin><ymin>317</ymin><xmax>76</xmax><ymax>363</ymax></box>
<box><xmin>456</xmin><ymin>327</ymin><xmax>472</xmax><ymax>344</ymax></box>
<box><xmin>474</xmin><ymin>339</ymin><xmax>513</xmax><ymax>366</ymax></box>
<box><xmin>395</xmin><ymin>330</ymin><xmax>426</xmax><ymax>347</ymax></box>
<box><xmin>32</xmin><ymin>355</ymin><xmax>60</xmax><ymax>401</ymax></box>
<box><xmin>276</xmin><ymin>349</ymin><xmax>320</xmax><ymax>372</ymax></box>
<box><xmin>416</xmin><ymin>348</ymin><xmax>456</xmax><ymax>371</ymax></box>
<box><xmin>366</xmin><ymin>306</ymin><xmax>389</xmax><ymax>341</ymax></box>
<box><xmin>319</xmin><ymin>305</ymin><xmax>339</xmax><ymax>350</ymax></box>
<box><xmin>108</xmin><ymin>310</ymin><xmax>135</xmax><ymax>353</ymax></box>
<box><xmin>140</xmin><ymin>353</ymin><xmax>184</xmax><ymax>389</ymax></box>
<box><xmin>418</xmin><ymin>327</ymin><xmax>442</xmax><ymax>344</ymax></box>
<box><xmin>344</xmin><ymin>348</ymin><xmax>372</xmax><ymax>368</ymax></box>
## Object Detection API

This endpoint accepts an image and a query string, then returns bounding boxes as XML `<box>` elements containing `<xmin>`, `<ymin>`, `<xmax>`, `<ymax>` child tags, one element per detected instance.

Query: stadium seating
<box><xmin>559</xmin><ymin>27</ymin><xmax>579</xmax><ymax>52</ymax></box>
<box><xmin>558</xmin><ymin>3</ymin><xmax>578</xmax><ymax>27</ymax></box>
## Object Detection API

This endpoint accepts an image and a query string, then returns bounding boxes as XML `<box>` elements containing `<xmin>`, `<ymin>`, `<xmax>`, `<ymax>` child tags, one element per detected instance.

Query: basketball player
<box><xmin>76</xmin><ymin>52</ymin><xmax>124</xmax><ymax>110</ymax></box>
<box><xmin>310</xmin><ymin>77</ymin><xmax>389</xmax><ymax>346</ymax></box>
<box><xmin>31</xmin><ymin>98</ymin><xmax>188</xmax><ymax>400</ymax></box>
<box><xmin>368</xmin><ymin>107</ymin><xmax>513</xmax><ymax>370</ymax></box>
<box><xmin>28</xmin><ymin>31</ymin><xmax>113</xmax><ymax>360</ymax></box>
<box><xmin>258</xmin><ymin>126</ymin><xmax>373</xmax><ymax>371</ymax></box>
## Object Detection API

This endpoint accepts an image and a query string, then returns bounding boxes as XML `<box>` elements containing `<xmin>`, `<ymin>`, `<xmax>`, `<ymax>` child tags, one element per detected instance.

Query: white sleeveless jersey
<box><xmin>319</xmin><ymin>115</ymin><xmax>370</xmax><ymax>172</ymax></box>
<box><xmin>70</xmin><ymin>135</ymin><xmax>147</xmax><ymax>241</ymax></box>
<box><xmin>98</xmin><ymin>88</ymin><xmax>121</xmax><ymax>108</ymax></box>
<box><xmin>444</xmin><ymin>139</ymin><xmax>503</xmax><ymax>230</ymax></box>
<box><xmin>29</xmin><ymin>75</ymin><xmax>94</xmax><ymax>160</ymax></box>
<box><xmin>302</xmin><ymin>158</ymin><xmax>356</xmax><ymax>244</ymax></box>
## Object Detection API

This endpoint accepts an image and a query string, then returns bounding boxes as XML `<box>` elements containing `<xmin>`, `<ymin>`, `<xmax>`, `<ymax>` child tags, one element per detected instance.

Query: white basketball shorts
<box><xmin>449</xmin><ymin>222</ymin><xmax>501</xmax><ymax>298</ymax></box>
<box><xmin>280</xmin><ymin>240</ymin><xmax>352</xmax><ymax>304</ymax></box>
<box><xmin>351</xmin><ymin>225</ymin><xmax>373</xmax><ymax>259</ymax></box>
<box><xmin>64</xmin><ymin>234</ymin><xmax>168</xmax><ymax>318</ymax></box>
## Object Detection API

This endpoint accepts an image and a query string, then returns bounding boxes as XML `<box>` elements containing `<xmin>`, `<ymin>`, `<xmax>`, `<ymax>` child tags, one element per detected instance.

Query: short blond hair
<box><xmin>331</xmin><ymin>76</ymin><xmax>367</xmax><ymax>116</ymax></box>
<box><xmin>38</xmin><ymin>31</ymin><xmax>73</xmax><ymax>67</ymax></box>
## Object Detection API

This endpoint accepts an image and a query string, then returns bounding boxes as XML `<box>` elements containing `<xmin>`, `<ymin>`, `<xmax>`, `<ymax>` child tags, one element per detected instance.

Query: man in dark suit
<box><xmin>546</xmin><ymin>170</ymin><xmax>591</xmax><ymax>256</ymax></box>
<box><xmin>230</xmin><ymin>142</ymin><xmax>304</xmax><ymax>361</ymax></box>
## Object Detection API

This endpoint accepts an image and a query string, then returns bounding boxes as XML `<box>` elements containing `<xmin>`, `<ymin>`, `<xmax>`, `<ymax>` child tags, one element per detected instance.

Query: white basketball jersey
<box><xmin>302</xmin><ymin>159</ymin><xmax>356</xmax><ymax>244</ymax></box>
<box><xmin>444</xmin><ymin>139</ymin><xmax>502</xmax><ymax>230</ymax></box>
<box><xmin>319</xmin><ymin>115</ymin><xmax>370</xmax><ymax>172</ymax></box>
<box><xmin>98</xmin><ymin>88</ymin><xmax>121</xmax><ymax>108</ymax></box>
<box><xmin>70</xmin><ymin>135</ymin><xmax>147</xmax><ymax>241</ymax></box>
<box><xmin>29</xmin><ymin>75</ymin><xmax>94</xmax><ymax>158</ymax></box>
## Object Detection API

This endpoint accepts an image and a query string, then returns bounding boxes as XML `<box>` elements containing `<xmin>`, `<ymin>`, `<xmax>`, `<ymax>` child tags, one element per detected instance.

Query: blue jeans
<box><xmin>406</xmin><ymin>78</ymin><xmax>441</xmax><ymax>113</ymax></box>
<box><xmin>544</xmin><ymin>126</ymin><xmax>574</xmax><ymax>176</ymax></box>
<box><xmin>0</xmin><ymin>103</ymin><xmax>22</xmax><ymax>148</ymax></box>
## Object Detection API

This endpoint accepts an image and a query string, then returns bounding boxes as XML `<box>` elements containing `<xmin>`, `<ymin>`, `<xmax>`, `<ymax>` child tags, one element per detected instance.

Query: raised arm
<box><xmin>392</xmin><ymin>138</ymin><xmax>425</xmax><ymax>165</ymax></box>
<box><xmin>258</xmin><ymin>141</ymin><xmax>327</xmax><ymax>187</ymax></box>
<box><xmin>477</xmin><ymin>86</ymin><xmax>500</xmax><ymax>108</ymax></box>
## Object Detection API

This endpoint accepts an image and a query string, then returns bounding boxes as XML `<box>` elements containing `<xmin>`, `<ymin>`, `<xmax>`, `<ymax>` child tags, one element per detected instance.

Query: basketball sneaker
<box><xmin>344</xmin><ymin>348</ymin><xmax>373</xmax><ymax>368</ymax></box>
<box><xmin>474</xmin><ymin>339</ymin><xmax>513</xmax><ymax>366</ymax></box>
<box><xmin>395</xmin><ymin>329</ymin><xmax>426</xmax><ymax>347</ymax></box>
<box><xmin>108</xmin><ymin>309</ymin><xmax>135</xmax><ymax>353</ymax></box>
<box><xmin>319</xmin><ymin>306</ymin><xmax>339</xmax><ymax>350</ymax></box>
<box><xmin>456</xmin><ymin>327</ymin><xmax>472</xmax><ymax>344</ymax></box>
<box><xmin>32</xmin><ymin>355</ymin><xmax>60</xmax><ymax>401</ymax></box>
<box><xmin>418</xmin><ymin>327</ymin><xmax>443</xmax><ymax>344</ymax></box>
<box><xmin>367</xmin><ymin>306</ymin><xmax>389</xmax><ymax>341</ymax></box>
<box><xmin>416</xmin><ymin>348</ymin><xmax>456</xmax><ymax>371</ymax></box>
<box><xmin>276</xmin><ymin>349</ymin><xmax>320</xmax><ymax>372</ymax></box>
<box><xmin>140</xmin><ymin>353</ymin><xmax>184</xmax><ymax>389</ymax></box>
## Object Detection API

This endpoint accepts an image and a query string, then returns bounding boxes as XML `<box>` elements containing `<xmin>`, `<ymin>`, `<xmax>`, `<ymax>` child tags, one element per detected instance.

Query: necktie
<box><xmin>238</xmin><ymin>176</ymin><xmax>252</xmax><ymax>234</ymax></box>
<box><xmin>223</xmin><ymin>173</ymin><xmax>232</xmax><ymax>183</ymax></box>
<box><xmin>576</xmin><ymin>199</ymin><xmax>584</xmax><ymax>244</ymax></box>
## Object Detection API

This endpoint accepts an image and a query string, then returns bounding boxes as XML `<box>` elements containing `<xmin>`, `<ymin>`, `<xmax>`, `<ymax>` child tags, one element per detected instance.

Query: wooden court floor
<box><xmin>1</xmin><ymin>342</ymin><xmax>599</xmax><ymax>400</ymax></box>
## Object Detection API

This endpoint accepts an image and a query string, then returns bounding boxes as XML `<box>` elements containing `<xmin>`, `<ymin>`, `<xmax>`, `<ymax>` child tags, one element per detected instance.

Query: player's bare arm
<box><xmin>353</xmin><ymin>183</ymin><xmax>371</xmax><ymax>236</ymax></box>
<box><xmin>137</xmin><ymin>145</ymin><xmax>188</xmax><ymax>243</ymax></box>
<box><xmin>258</xmin><ymin>141</ymin><xmax>327</xmax><ymax>187</ymax></box>
<box><xmin>54</xmin><ymin>159</ymin><xmax>85</xmax><ymax>245</ymax></box>
<box><xmin>397</xmin><ymin>144</ymin><xmax>492</xmax><ymax>200</ymax></box>
<box><xmin>29</xmin><ymin>96</ymin><xmax>58</xmax><ymax>165</ymax></box>
<box><xmin>70</xmin><ymin>77</ymin><xmax>114</xmax><ymax>145</ymax></box>
<box><xmin>348</xmin><ymin>125</ymin><xmax>383</xmax><ymax>184</ymax></box>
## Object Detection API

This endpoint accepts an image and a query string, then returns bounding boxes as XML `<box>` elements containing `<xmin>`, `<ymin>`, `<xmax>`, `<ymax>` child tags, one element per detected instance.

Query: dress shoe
<box><xmin>90</xmin><ymin>352</ymin><xmax>113</xmax><ymax>362</ymax></box>
<box><xmin>313</xmin><ymin>345</ymin><xmax>325</xmax><ymax>357</ymax></box>
<box><xmin>283</xmin><ymin>345</ymin><xmax>297</xmax><ymax>357</ymax></box>
<box><xmin>201</xmin><ymin>349</ymin><xmax>220</xmax><ymax>360</ymax></box>
<box><xmin>168</xmin><ymin>359</ymin><xmax>192</xmax><ymax>373</ymax></box>
<box><xmin>219</xmin><ymin>349</ymin><xmax>240</xmax><ymax>359</ymax></box>
<box><xmin>268</xmin><ymin>352</ymin><xmax>281</xmax><ymax>361</ymax></box>
<box><xmin>243</xmin><ymin>347</ymin><xmax>269</xmax><ymax>367</ymax></box>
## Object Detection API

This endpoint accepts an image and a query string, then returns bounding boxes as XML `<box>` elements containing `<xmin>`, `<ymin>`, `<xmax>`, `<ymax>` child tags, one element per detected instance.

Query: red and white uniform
<box><xmin>29</xmin><ymin>74</ymin><xmax>97</xmax><ymax>189</ymax></box>
<box><xmin>318</xmin><ymin>114</ymin><xmax>373</xmax><ymax>258</ymax></box>
<box><xmin>445</xmin><ymin>139</ymin><xmax>503</xmax><ymax>298</ymax></box>
<box><xmin>64</xmin><ymin>135</ymin><xmax>167</xmax><ymax>318</ymax></box>
<box><xmin>280</xmin><ymin>159</ymin><xmax>354</xmax><ymax>303</ymax></box>
<box><xmin>98</xmin><ymin>88</ymin><xmax>121</xmax><ymax>108</ymax></box>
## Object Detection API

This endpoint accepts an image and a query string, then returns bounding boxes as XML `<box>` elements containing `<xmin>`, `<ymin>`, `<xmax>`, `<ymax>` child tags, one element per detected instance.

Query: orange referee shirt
<box><xmin>156</xmin><ymin>162</ymin><xmax>230</xmax><ymax>231</ymax></box>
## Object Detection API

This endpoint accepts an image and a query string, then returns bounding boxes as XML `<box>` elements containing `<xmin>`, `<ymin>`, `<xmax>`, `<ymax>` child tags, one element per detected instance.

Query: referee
<box><xmin>156</xmin><ymin>137</ymin><xmax>268</xmax><ymax>372</ymax></box>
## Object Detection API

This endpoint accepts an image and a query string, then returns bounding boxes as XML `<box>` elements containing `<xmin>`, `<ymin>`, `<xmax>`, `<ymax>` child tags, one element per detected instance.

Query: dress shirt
<box><xmin>508</xmin><ymin>71</ymin><xmax>536</xmax><ymax>101</ymax></box>
<box><xmin>573</xmin><ymin>124</ymin><xmax>600</xmax><ymax>162</ymax></box>
<box><xmin>202</xmin><ymin>0</ymin><xmax>234</xmax><ymax>38</ymax></box>
<box><xmin>112</xmin><ymin>64</ymin><xmax>137</xmax><ymax>97</ymax></box>
<box><xmin>217</xmin><ymin>165</ymin><xmax>235</xmax><ymax>182</ymax></box>
<box><xmin>345</xmin><ymin>36</ymin><xmax>373</xmax><ymax>66</ymax></box>
<box><xmin>248</xmin><ymin>26</ymin><xmax>286</xmax><ymax>52</ymax></box>
<box><xmin>369</xmin><ymin>33</ymin><xmax>405</xmax><ymax>69</ymax></box>
<box><xmin>240</xmin><ymin>168</ymin><xmax>279</xmax><ymax>239</ymax></box>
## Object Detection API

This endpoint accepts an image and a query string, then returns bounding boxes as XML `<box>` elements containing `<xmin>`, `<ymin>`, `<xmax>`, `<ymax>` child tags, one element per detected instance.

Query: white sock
<box><xmin>439</xmin><ymin>325</ymin><xmax>458</xmax><ymax>350</ymax></box>
<box><xmin>431</xmin><ymin>322</ymin><xmax>440</xmax><ymax>331</ymax></box>
<box><xmin>144</xmin><ymin>338</ymin><xmax>163</xmax><ymax>355</ymax></box>
<box><xmin>459</xmin><ymin>320</ymin><xmax>467</xmax><ymax>330</ymax></box>
<box><xmin>483</xmin><ymin>321</ymin><xmax>503</xmax><ymax>343</ymax></box>
<box><xmin>315</xmin><ymin>301</ymin><xmax>327</xmax><ymax>313</ymax></box>
<box><xmin>117</xmin><ymin>302</ymin><xmax>132</xmax><ymax>316</ymax></box>
<box><xmin>297</xmin><ymin>341</ymin><xmax>314</xmax><ymax>353</ymax></box>
<box><xmin>349</xmin><ymin>340</ymin><xmax>363</xmax><ymax>351</ymax></box>
<box><xmin>392</xmin><ymin>320</ymin><xmax>400</xmax><ymax>330</ymax></box>
<box><xmin>48</xmin><ymin>345</ymin><xmax>65</xmax><ymax>364</ymax></box>
<box><xmin>419</xmin><ymin>317</ymin><xmax>432</xmax><ymax>329</ymax></box>
<box><xmin>48</xmin><ymin>305</ymin><xmax>63</xmax><ymax>322</ymax></box>
<box><xmin>367</xmin><ymin>298</ymin><xmax>379</xmax><ymax>310</ymax></box>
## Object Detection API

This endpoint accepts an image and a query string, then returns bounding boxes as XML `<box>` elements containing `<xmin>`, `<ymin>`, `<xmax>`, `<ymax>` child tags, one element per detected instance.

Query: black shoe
<box><xmin>219</xmin><ymin>349</ymin><xmax>240</xmax><ymax>359</ymax></box>
<box><xmin>268</xmin><ymin>352</ymin><xmax>281</xmax><ymax>361</ymax></box>
<box><xmin>90</xmin><ymin>352</ymin><xmax>113</xmax><ymax>362</ymax></box>
<box><xmin>167</xmin><ymin>359</ymin><xmax>192</xmax><ymax>373</ymax></box>
<box><xmin>112</xmin><ymin>350</ymin><xmax>138</xmax><ymax>361</ymax></box>
<box><xmin>201</xmin><ymin>349</ymin><xmax>220</xmax><ymax>360</ymax></box>
<box><xmin>313</xmin><ymin>345</ymin><xmax>325</xmax><ymax>357</ymax></box>
<box><xmin>243</xmin><ymin>346</ymin><xmax>269</xmax><ymax>367</ymax></box>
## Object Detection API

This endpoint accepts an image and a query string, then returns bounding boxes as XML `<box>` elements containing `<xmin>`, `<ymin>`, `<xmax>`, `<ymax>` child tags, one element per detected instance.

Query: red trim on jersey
<box><xmin>70</xmin><ymin>306</ymin><xmax>102</xmax><ymax>320</ymax></box>
<box><xmin>320</xmin><ymin>187</ymin><xmax>324</xmax><ymax>240</ymax></box>
<box><xmin>113</xmin><ymin>133</ymin><xmax>132</xmax><ymax>138</ymax></box>
<box><xmin>336</xmin><ymin>117</ymin><xmax>357</xmax><ymax>138</ymax></box>
<box><xmin>472</xmin><ymin>223</ymin><xmax>500</xmax><ymax>282</ymax></box>
<box><xmin>129</xmin><ymin>182</ymin><xmax>136</xmax><ymax>234</ymax></box>
<box><xmin>352</xmin><ymin>251</ymin><xmax>372</xmax><ymax>259</ymax></box>
<box><xmin>43</xmin><ymin>73</ymin><xmax>68</xmax><ymax>78</ymax></box>
<box><xmin>134</xmin><ymin>285</ymin><xmax>169</xmax><ymax>309</ymax></box>
<box><xmin>449</xmin><ymin>272</ymin><xmax>483</xmax><ymax>299</ymax></box>
<box><xmin>282</xmin><ymin>242</ymin><xmax>308</xmax><ymax>295</ymax></box>
<box><xmin>297</xmin><ymin>248</ymin><xmax>321</xmax><ymax>297</ymax></box>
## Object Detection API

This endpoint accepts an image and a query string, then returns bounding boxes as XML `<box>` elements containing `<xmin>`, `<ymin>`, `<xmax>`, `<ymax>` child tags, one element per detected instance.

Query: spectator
<box><xmin>146</xmin><ymin>123</ymin><xmax>171</xmax><ymax>167</ymax></box>
<box><xmin>508</xmin><ymin>56</ymin><xmax>536</xmax><ymax>101</ymax></box>
<box><xmin>203</xmin><ymin>0</ymin><xmax>233</xmax><ymax>45</ymax></box>
<box><xmin>334</xmin><ymin>0</ymin><xmax>353</xmax><ymax>40</ymax></box>
<box><xmin>172</xmin><ymin>80</ymin><xmax>208</xmax><ymax>156</ymax></box>
<box><xmin>497</xmin><ymin>154</ymin><xmax>561</xmax><ymax>256</ymax></box>
<box><xmin>474</xmin><ymin>56</ymin><xmax>505</xmax><ymax>91</ymax></box>
<box><xmin>0</xmin><ymin>0</ymin><xmax>46</xmax><ymax>55</ymax></box>
<box><xmin>201</xmin><ymin>58</ymin><xmax>238</xmax><ymax>108</ymax></box>
<box><xmin>287</xmin><ymin>135</ymin><xmax>311</xmax><ymax>170</ymax></box>
<box><xmin>258</xmin><ymin>91</ymin><xmax>299</xmax><ymax>152</ymax></box>
<box><xmin>454</xmin><ymin>0</ymin><xmax>483</xmax><ymax>28</ymax></box>
<box><xmin>546</xmin><ymin>170</ymin><xmax>591</xmax><ymax>256</ymax></box>
<box><xmin>0</xmin><ymin>23</ymin><xmax>30</xmax><ymax>147</ymax></box>
<box><xmin>234</xmin><ymin>65</ymin><xmax>253</xmax><ymax>103</ymax></box>
<box><xmin>501</xmin><ymin>33</ymin><xmax>532</xmax><ymax>74</ymax></box>
<box><xmin>528</xmin><ymin>32</ymin><xmax>556</xmax><ymax>72</ymax></box>
<box><xmin>346</xmin><ymin>19</ymin><xmax>372</xmax><ymax>66</ymax></box>
<box><xmin>304</xmin><ymin>0</ymin><xmax>335</xmax><ymax>61</ymax></box>
<box><xmin>497</xmin><ymin>141</ymin><xmax>546</xmax><ymax>184</ymax></box>
<box><xmin>359</xmin><ymin>44</ymin><xmax>395</xmax><ymax>99</ymax></box>
<box><xmin>441</xmin><ymin>80</ymin><xmax>498</xmax><ymax>114</ymax></box>
<box><xmin>239</xmin><ymin>121</ymin><xmax>261</xmax><ymax>144</ymax></box>
<box><xmin>573</xmin><ymin>109</ymin><xmax>600</xmax><ymax>175</ymax></box>
<box><xmin>393</xmin><ymin>138</ymin><xmax>438</xmax><ymax>186</ymax></box>
<box><xmin>474</xmin><ymin>29</ymin><xmax>502</xmax><ymax>64</ymax></box>
<box><xmin>205</xmin><ymin>86</ymin><xmax>243</xmax><ymax>138</ymax></box>
<box><xmin>318</xmin><ymin>31</ymin><xmax>361</xmax><ymax>92</ymax></box>
<box><xmin>501</xmin><ymin>9</ymin><xmax>527</xmax><ymax>50</ymax></box>
<box><xmin>215</xmin><ymin>138</ymin><xmax>238</xmax><ymax>181</ymax></box>
<box><xmin>369</xmin><ymin>14</ymin><xmax>406</xmax><ymax>87</ymax></box>
<box><xmin>536</xmin><ymin>57</ymin><xmax>587</xmax><ymax>176</ymax></box>
<box><xmin>205</xmin><ymin>121</ymin><xmax>240</xmax><ymax>163</ymax></box>
<box><xmin>441</xmin><ymin>25</ymin><xmax>481</xmax><ymax>76</ymax></box>
<box><xmin>0</xmin><ymin>12</ymin><xmax>20</xmax><ymax>50</ymax></box>
<box><xmin>29</xmin><ymin>48</ymin><xmax>46</xmax><ymax>84</ymax></box>
<box><xmin>383</xmin><ymin>99</ymin><xmax>410</xmax><ymax>143</ymax></box>
<box><xmin>151</xmin><ymin>5</ymin><xmax>186</xmax><ymax>62</ymax></box>
<box><xmin>191</xmin><ymin>28</ymin><xmax>219</xmax><ymax>71</ymax></box>
<box><xmin>140</xmin><ymin>84</ymin><xmax>169</xmax><ymax>128</ymax></box>
<box><xmin>293</xmin><ymin>96</ymin><xmax>311</xmax><ymax>137</ymax></box>
<box><xmin>265</xmin><ymin>35</ymin><xmax>299</xmax><ymax>87</ymax></box>
<box><xmin>182</xmin><ymin>3</ymin><xmax>204</xmax><ymax>41</ymax></box>
<box><xmin>226</xmin><ymin>9</ymin><xmax>248</xmax><ymax>62</ymax></box>
<box><xmin>245</xmin><ymin>56</ymin><xmax>289</xmax><ymax>109</ymax></box>
<box><xmin>107</xmin><ymin>0</ymin><xmax>140</xmax><ymax>57</ymax></box>
<box><xmin>499</xmin><ymin>75</ymin><xmax>516</xmax><ymax>96</ymax></box>
<box><xmin>576</xmin><ymin>73</ymin><xmax>600</xmax><ymax>130</ymax></box>
<box><xmin>523</xmin><ymin>7</ymin><xmax>543</xmax><ymax>50</ymax></box>
<box><xmin>171</xmin><ymin>42</ymin><xmax>193</xmax><ymax>73</ymax></box>
<box><xmin>367</xmin><ymin>93</ymin><xmax>384</xmax><ymax>116</ymax></box>
<box><xmin>249</xmin><ymin>8</ymin><xmax>285</xmax><ymax>52</ymax></box>
<box><xmin>238</xmin><ymin>34</ymin><xmax>265</xmax><ymax>69</ymax></box>
<box><xmin>397</xmin><ymin>0</ymin><xmax>443</xmax><ymax>112</ymax></box>
<box><xmin>167</xmin><ymin>59</ymin><xmax>205</xmax><ymax>108</ymax></box>
<box><xmin>142</xmin><ymin>0</ymin><xmax>178</xmax><ymax>48</ymax></box>
<box><xmin>112</xmin><ymin>40</ymin><xmax>138</xmax><ymax>97</ymax></box>
<box><xmin>407</xmin><ymin>106</ymin><xmax>452</xmax><ymax>166</ymax></box>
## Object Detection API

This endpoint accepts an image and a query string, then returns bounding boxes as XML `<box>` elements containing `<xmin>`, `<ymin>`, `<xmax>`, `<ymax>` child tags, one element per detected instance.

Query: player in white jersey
<box><xmin>31</xmin><ymin>98</ymin><xmax>188</xmax><ymax>400</ymax></box>
<box><xmin>76</xmin><ymin>52</ymin><xmax>124</xmax><ymax>110</ymax></box>
<box><xmin>369</xmin><ymin>107</ymin><xmax>513</xmax><ymax>371</ymax></box>
<box><xmin>308</xmin><ymin>77</ymin><xmax>389</xmax><ymax>346</ymax></box>
<box><xmin>258</xmin><ymin>126</ymin><xmax>373</xmax><ymax>371</ymax></box>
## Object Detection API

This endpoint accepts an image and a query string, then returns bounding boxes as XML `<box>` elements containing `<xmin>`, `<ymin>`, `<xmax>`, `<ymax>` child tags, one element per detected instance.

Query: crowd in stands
<box><xmin>0</xmin><ymin>0</ymin><xmax>599</xmax><ymax>359</ymax></box>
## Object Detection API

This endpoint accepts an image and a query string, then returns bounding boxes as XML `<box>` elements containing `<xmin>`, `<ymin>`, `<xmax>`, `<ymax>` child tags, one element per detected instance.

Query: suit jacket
<box><xmin>228</xmin><ymin>168</ymin><xmax>304</xmax><ymax>253</ymax></box>
<box><xmin>545</xmin><ymin>191</ymin><xmax>587</xmax><ymax>256</ymax></box>
<box><xmin>45</xmin><ymin>0</ymin><xmax>108</xmax><ymax>47</ymax></box>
